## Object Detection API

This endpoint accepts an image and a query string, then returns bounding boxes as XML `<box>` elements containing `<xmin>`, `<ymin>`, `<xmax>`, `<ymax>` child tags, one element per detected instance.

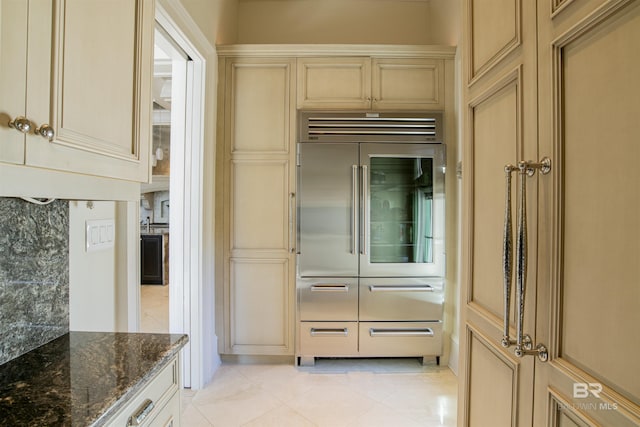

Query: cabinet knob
<box><xmin>36</xmin><ymin>124</ymin><xmax>55</xmax><ymax>141</ymax></box>
<box><xmin>8</xmin><ymin>116</ymin><xmax>32</xmax><ymax>134</ymax></box>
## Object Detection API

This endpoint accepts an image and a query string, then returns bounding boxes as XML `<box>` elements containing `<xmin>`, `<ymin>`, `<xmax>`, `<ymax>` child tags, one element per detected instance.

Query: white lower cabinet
<box><xmin>105</xmin><ymin>356</ymin><xmax>181</xmax><ymax>427</ymax></box>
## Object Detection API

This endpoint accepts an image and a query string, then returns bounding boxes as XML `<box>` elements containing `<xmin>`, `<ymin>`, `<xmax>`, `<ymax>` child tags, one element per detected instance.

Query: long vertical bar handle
<box><xmin>501</xmin><ymin>164</ymin><xmax>518</xmax><ymax>349</ymax></box>
<box><xmin>361</xmin><ymin>165</ymin><xmax>368</xmax><ymax>255</ymax></box>
<box><xmin>352</xmin><ymin>165</ymin><xmax>359</xmax><ymax>254</ymax></box>
<box><xmin>514</xmin><ymin>162</ymin><xmax>529</xmax><ymax>357</ymax></box>
<box><xmin>512</xmin><ymin>158</ymin><xmax>551</xmax><ymax>363</ymax></box>
<box><xmin>289</xmin><ymin>192</ymin><xmax>296</xmax><ymax>253</ymax></box>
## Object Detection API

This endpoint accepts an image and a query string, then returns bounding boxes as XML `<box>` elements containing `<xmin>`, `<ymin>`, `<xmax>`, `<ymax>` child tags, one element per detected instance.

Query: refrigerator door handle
<box><xmin>361</xmin><ymin>164</ymin><xmax>368</xmax><ymax>256</ymax></box>
<box><xmin>311</xmin><ymin>284</ymin><xmax>350</xmax><ymax>292</ymax></box>
<box><xmin>352</xmin><ymin>165</ymin><xmax>358</xmax><ymax>254</ymax></box>
<box><xmin>289</xmin><ymin>192</ymin><xmax>296</xmax><ymax>253</ymax></box>
<box><xmin>369</xmin><ymin>285</ymin><xmax>434</xmax><ymax>292</ymax></box>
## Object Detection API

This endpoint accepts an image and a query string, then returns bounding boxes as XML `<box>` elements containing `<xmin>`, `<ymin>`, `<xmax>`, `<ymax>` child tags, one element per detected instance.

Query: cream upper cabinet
<box><xmin>297</xmin><ymin>56</ymin><xmax>445</xmax><ymax>110</ymax></box>
<box><xmin>0</xmin><ymin>0</ymin><xmax>153</xmax><ymax>182</ymax></box>
<box><xmin>296</xmin><ymin>57</ymin><xmax>372</xmax><ymax>109</ymax></box>
<box><xmin>371</xmin><ymin>58</ymin><xmax>444</xmax><ymax>110</ymax></box>
<box><xmin>218</xmin><ymin>56</ymin><xmax>296</xmax><ymax>356</ymax></box>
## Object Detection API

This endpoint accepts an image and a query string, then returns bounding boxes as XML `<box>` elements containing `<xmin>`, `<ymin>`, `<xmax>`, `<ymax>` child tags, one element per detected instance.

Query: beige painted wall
<box><xmin>178</xmin><ymin>0</ymin><xmax>459</xmax><ymax>46</ymax></box>
<box><xmin>180</xmin><ymin>0</ymin><xmax>239</xmax><ymax>44</ymax></box>
<box><xmin>237</xmin><ymin>0</ymin><xmax>431</xmax><ymax>44</ymax></box>
<box><xmin>69</xmin><ymin>201</ymin><xmax>117</xmax><ymax>332</ymax></box>
<box><xmin>430</xmin><ymin>0</ymin><xmax>461</xmax><ymax>45</ymax></box>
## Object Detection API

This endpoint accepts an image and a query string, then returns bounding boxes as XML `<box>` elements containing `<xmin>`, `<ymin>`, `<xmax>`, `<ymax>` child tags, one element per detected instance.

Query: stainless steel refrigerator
<box><xmin>296</xmin><ymin>111</ymin><xmax>446</xmax><ymax>365</ymax></box>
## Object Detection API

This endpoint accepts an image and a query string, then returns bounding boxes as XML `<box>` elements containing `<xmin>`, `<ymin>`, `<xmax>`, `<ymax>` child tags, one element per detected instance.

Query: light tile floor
<box><xmin>140</xmin><ymin>284</ymin><xmax>169</xmax><ymax>333</ymax></box>
<box><xmin>140</xmin><ymin>284</ymin><xmax>458</xmax><ymax>426</ymax></box>
<box><xmin>182</xmin><ymin>358</ymin><xmax>458</xmax><ymax>427</ymax></box>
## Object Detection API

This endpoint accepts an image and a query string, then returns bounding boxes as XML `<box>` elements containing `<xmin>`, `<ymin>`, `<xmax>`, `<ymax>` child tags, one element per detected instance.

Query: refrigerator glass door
<box><xmin>360</xmin><ymin>143</ymin><xmax>445</xmax><ymax>277</ymax></box>
<box><xmin>298</xmin><ymin>143</ymin><xmax>359</xmax><ymax>276</ymax></box>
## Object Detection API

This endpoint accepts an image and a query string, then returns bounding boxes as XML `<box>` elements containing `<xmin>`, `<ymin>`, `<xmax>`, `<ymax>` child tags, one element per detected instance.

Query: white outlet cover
<box><xmin>86</xmin><ymin>219</ymin><xmax>115</xmax><ymax>252</ymax></box>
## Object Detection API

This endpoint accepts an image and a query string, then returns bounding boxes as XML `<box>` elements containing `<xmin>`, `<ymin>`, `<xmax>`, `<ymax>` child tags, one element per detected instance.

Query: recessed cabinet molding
<box><xmin>0</xmin><ymin>0</ymin><xmax>153</xmax><ymax>183</ymax></box>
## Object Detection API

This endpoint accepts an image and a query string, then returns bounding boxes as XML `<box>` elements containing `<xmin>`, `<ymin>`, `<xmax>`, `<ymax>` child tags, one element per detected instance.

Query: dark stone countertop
<box><xmin>0</xmin><ymin>332</ymin><xmax>188</xmax><ymax>426</ymax></box>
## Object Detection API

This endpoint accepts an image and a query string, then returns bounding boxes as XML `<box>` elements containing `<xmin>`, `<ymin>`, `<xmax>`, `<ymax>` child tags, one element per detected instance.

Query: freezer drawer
<box><xmin>359</xmin><ymin>321</ymin><xmax>442</xmax><ymax>357</ymax></box>
<box><xmin>298</xmin><ymin>322</ymin><xmax>359</xmax><ymax>357</ymax></box>
<box><xmin>359</xmin><ymin>278</ymin><xmax>444</xmax><ymax>321</ymax></box>
<box><xmin>298</xmin><ymin>278</ymin><xmax>358</xmax><ymax>321</ymax></box>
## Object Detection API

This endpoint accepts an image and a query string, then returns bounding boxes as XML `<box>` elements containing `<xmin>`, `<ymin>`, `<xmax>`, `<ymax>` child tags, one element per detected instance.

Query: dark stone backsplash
<box><xmin>0</xmin><ymin>198</ymin><xmax>69</xmax><ymax>365</ymax></box>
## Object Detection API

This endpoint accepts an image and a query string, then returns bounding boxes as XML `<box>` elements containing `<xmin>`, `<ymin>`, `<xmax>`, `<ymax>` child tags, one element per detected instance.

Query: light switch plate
<box><xmin>86</xmin><ymin>219</ymin><xmax>115</xmax><ymax>252</ymax></box>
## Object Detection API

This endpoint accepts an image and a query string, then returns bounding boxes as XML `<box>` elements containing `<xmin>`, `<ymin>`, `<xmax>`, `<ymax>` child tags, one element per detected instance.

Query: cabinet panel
<box><xmin>231</xmin><ymin>159</ymin><xmax>289</xmax><ymax>251</ymax></box>
<box><xmin>228</xmin><ymin>59</ymin><xmax>293</xmax><ymax>154</ymax></box>
<box><xmin>56</xmin><ymin>0</ymin><xmax>136</xmax><ymax>154</ymax></box>
<box><xmin>372</xmin><ymin>58</ymin><xmax>444</xmax><ymax>110</ymax></box>
<box><xmin>0</xmin><ymin>0</ymin><xmax>27</xmax><ymax>164</ymax></box>
<box><xmin>230</xmin><ymin>258</ymin><xmax>292</xmax><ymax>353</ymax></box>
<box><xmin>297</xmin><ymin>57</ymin><xmax>371</xmax><ymax>109</ymax></box>
<box><xmin>468</xmin><ymin>0</ymin><xmax>521</xmax><ymax>83</ymax></box>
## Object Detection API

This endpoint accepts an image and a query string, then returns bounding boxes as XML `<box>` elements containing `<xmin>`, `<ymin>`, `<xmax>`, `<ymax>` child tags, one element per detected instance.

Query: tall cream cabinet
<box><xmin>217</xmin><ymin>56</ymin><xmax>297</xmax><ymax>356</ymax></box>
<box><xmin>216</xmin><ymin>45</ymin><xmax>456</xmax><ymax>359</ymax></box>
<box><xmin>0</xmin><ymin>0</ymin><xmax>153</xmax><ymax>183</ymax></box>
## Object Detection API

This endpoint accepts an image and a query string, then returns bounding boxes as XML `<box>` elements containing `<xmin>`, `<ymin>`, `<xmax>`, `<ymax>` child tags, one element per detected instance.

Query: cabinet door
<box><xmin>371</xmin><ymin>58</ymin><xmax>444</xmax><ymax>110</ymax></box>
<box><xmin>297</xmin><ymin>57</ymin><xmax>371</xmax><ymax>109</ymax></box>
<box><xmin>229</xmin><ymin>259</ymin><xmax>292</xmax><ymax>354</ymax></box>
<box><xmin>141</xmin><ymin>235</ymin><xmax>163</xmax><ymax>285</ymax></box>
<box><xmin>0</xmin><ymin>0</ymin><xmax>28</xmax><ymax>164</ymax></box>
<box><xmin>25</xmin><ymin>0</ymin><xmax>153</xmax><ymax>182</ymax></box>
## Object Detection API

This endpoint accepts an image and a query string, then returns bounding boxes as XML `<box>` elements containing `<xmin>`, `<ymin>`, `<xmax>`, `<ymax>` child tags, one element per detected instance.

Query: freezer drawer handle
<box><xmin>310</xmin><ymin>328</ymin><xmax>348</xmax><ymax>336</ymax></box>
<box><xmin>369</xmin><ymin>328</ymin><xmax>434</xmax><ymax>337</ymax></box>
<box><xmin>311</xmin><ymin>284</ymin><xmax>349</xmax><ymax>292</ymax></box>
<box><xmin>368</xmin><ymin>285</ymin><xmax>433</xmax><ymax>292</ymax></box>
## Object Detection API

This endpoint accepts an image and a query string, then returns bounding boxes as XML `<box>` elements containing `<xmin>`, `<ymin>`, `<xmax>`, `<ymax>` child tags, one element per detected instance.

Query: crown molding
<box><xmin>216</xmin><ymin>44</ymin><xmax>457</xmax><ymax>58</ymax></box>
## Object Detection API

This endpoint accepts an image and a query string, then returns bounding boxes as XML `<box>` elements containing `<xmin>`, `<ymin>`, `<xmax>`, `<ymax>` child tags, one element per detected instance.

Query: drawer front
<box><xmin>359</xmin><ymin>278</ymin><xmax>444</xmax><ymax>321</ymax></box>
<box><xmin>359</xmin><ymin>321</ymin><xmax>442</xmax><ymax>357</ymax></box>
<box><xmin>149</xmin><ymin>389</ymin><xmax>180</xmax><ymax>427</ymax></box>
<box><xmin>298</xmin><ymin>322</ymin><xmax>358</xmax><ymax>356</ymax></box>
<box><xmin>298</xmin><ymin>278</ymin><xmax>358</xmax><ymax>321</ymax></box>
<box><xmin>105</xmin><ymin>357</ymin><xmax>179</xmax><ymax>427</ymax></box>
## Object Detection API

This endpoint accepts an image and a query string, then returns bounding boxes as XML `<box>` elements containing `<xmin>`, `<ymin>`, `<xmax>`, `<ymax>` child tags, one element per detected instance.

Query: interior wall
<box><xmin>179</xmin><ymin>0</ymin><xmax>239</xmax><ymax>44</ymax></box>
<box><xmin>237</xmin><ymin>0</ymin><xmax>432</xmax><ymax>44</ymax></box>
<box><xmin>69</xmin><ymin>201</ymin><xmax>117</xmax><ymax>332</ymax></box>
<box><xmin>429</xmin><ymin>0</ymin><xmax>461</xmax><ymax>45</ymax></box>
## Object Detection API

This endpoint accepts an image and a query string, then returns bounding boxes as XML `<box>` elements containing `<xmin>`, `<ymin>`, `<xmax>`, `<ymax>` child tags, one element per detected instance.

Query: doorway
<box><xmin>139</xmin><ymin>27</ymin><xmax>188</xmax><ymax>334</ymax></box>
<box><xmin>136</xmin><ymin>4</ymin><xmax>209</xmax><ymax>388</ymax></box>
